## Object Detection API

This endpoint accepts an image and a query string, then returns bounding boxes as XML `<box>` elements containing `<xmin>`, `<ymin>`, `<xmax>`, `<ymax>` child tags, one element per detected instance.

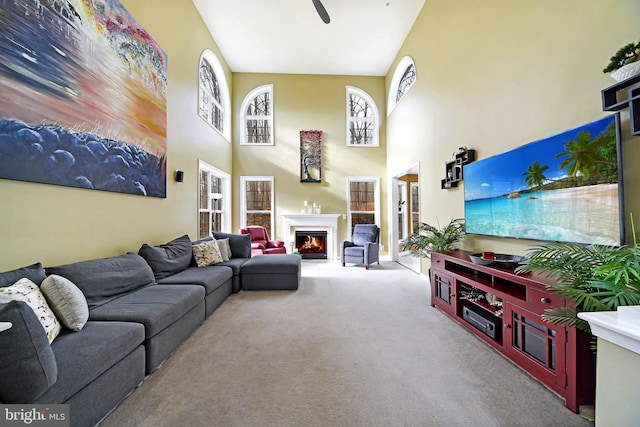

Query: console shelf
<box><xmin>430</xmin><ymin>250</ymin><xmax>595</xmax><ymax>414</ymax></box>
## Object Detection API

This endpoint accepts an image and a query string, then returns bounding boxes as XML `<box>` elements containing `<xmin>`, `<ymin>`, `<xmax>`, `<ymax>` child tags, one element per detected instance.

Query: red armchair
<box><xmin>240</xmin><ymin>226</ymin><xmax>287</xmax><ymax>255</ymax></box>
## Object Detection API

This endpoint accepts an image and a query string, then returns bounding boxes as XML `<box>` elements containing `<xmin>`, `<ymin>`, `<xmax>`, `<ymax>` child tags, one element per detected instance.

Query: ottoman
<box><xmin>241</xmin><ymin>254</ymin><xmax>301</xmax><ymax>291</ymax></box>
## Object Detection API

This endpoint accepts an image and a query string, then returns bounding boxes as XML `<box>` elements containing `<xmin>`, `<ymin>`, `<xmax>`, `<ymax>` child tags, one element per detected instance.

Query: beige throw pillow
<box><xmin>41</xmin><ymin>275</ymin><xmax>89</xmax><ymax>331</ymax></box>
<box><xmin>0</xmin><ymin>278</ymin><xmax>61</xmax><ymax>343</ymax></box>
<box><xmin>217</xmin><ymin>238</ymin><xmax>230</xmax><ymax>261</ymax></box>
<box><xmin>192</xmin><ymin>240</ymin><xmax>224</xmax><ymax>267</ymax></box>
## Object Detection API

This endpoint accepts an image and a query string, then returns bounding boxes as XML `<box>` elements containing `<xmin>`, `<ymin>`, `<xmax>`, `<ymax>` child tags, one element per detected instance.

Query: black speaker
<box><xmin>175</xmin><ymin>170</ymin><xmax>184</xmax><ymax>182</ymax></box>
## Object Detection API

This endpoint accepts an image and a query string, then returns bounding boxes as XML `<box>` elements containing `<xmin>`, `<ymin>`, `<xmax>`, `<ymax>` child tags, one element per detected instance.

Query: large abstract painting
<box><xmin>464</xmin><ymin>114</ymin><xmax>624</xmax><ymax>246</ymax></box>
<box><xmin>300</xmin><ymin>130</ymin><xmax>322</xmax><ymax>183</ymax></box>
<box><xmin>0</xmin><ymin>0</ymin><xmax>168</xmax><ymax>197</ymax></box>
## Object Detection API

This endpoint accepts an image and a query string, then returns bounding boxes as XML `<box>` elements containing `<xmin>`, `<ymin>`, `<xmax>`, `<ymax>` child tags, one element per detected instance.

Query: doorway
<box><xmin>391</xmin><ymin>163</ymin><xmax>420</xmax><ymax>273</ymax></box>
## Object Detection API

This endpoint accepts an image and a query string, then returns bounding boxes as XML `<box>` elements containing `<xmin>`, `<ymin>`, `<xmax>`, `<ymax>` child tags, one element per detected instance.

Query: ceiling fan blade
<box><xmin>312</xmin><ymin>0</ymin><xmax>331</xmax><ymax>24</ymax></box>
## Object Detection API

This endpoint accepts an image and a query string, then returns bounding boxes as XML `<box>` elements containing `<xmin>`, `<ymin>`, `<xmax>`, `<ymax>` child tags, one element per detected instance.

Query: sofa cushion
<box><xmin>0</xmin><ymin>301</ymin><xmax>57</xmax><ymax>403</ymax></box>
<box><xmin>88</xmin><ymin>285</ymin><xmax>204</xmax><ymax>338</ymax></box>
<box><xmin>157</xmin><ymin>265</ymin><xmax>233</xmax><ymax>294</ymax></box>
<box><xmin>216</xmin><ymin>258</ymin><xmax>249</xmax><ymax>277</ymax></box>
<box><xmin>0</xmin><ymin>262</ymin><xmax>46</xmax><ymax>287</ymax></box>
<box><xmin>138</xmin><ymin>235</ymin><xmax>193</xmax><ymax>280</ymax></box>
<box><xmin>46</xmin><ymin>253</ymin><xmax>156</xmax><ymax>310</ymax></box>
<box><xmin>0</xmin><ymin>278</ymin><xmax>61</xmax><ymax>343</ymax></box>
<box><xmin>192</xmin><ymin>240</ymin><xmax>224</xmax><ymax>267</ymax></box>
<box><xmin>41</xmin><ymin>275</ymin><xmax>89</xmax><ymax>332</ymax></box>
<box><xmin>37</xmin><ymin>321</ymin><xmax>145</xmax><ymax>404</ymax></box>
<box><xmin>212</xmin><ymin>232</ymin><xmax>252</xmax><ymax>258</ymax></box>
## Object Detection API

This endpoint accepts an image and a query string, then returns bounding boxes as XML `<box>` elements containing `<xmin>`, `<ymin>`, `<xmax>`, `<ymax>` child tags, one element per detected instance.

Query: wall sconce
<box><xmin>175</xmin><ymin>170</ymin><xmax>184</xmax><ymax>182</ymax></box>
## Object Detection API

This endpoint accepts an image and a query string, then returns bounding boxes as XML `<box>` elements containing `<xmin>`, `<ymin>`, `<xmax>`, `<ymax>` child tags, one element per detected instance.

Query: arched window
<box><xmin>198</xmin><ymin>50</ymin><xmax>231</xmax><ymax>141</ymax></box>
<box><xmin>346</xmin><ymin>86</ymin><xmax>379</xmax><ymax>147</ymax></box>
<box><xmin>240</xmin><ymin>85</ymin><xmax>274</xmax><ymax>145</ymax></box>
<box><xmin>388</xmin><ymin>56</ymin><xmax>416</xmax><ymax>115</ymax></box>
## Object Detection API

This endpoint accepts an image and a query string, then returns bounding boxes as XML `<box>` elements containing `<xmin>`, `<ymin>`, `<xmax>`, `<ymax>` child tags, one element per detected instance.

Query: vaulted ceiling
<box><xmin>192</xmin><ymin>0</ymin><xmax>426</xmax><ymax>76</ymax></box>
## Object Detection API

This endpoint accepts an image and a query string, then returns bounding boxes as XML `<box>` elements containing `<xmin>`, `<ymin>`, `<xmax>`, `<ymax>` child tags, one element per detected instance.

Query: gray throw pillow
<box><xmin>0</xmin><ymin>301</ymin><xmax>57</xmax><ymax>403</ymax></box>
<box><xmin>41</xmin><ymin>275</ymin><xmax>89</xmax><ymax>331</ymax></box>
<box><xmin>217</xmin><ymin>238</ymin><xmax>230</xmax><ymax>261</ymax></box>
<box><xmin>212</xmin><ymin>232</ymin><xmax>251</xmax><ymax>258</ymax></box>
<box><xmin>138</xmin><ymin>235</ymin><xmax>193</xmax><ymax>280</ymax></box>
<box><xmin>0</xmin><ymin>263</ymin><xmax>46</xmax><ymax>288</ymax></box>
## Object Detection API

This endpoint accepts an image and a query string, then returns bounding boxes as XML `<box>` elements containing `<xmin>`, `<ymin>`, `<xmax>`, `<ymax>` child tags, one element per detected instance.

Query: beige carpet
<box><xmin>99</xmin><ymin>261</ymin><xmax>593</xmax><ymax>427</ymax></box>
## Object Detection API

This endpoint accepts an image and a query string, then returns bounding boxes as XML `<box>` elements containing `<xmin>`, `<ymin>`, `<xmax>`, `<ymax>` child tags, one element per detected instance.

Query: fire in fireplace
<box><xmin>295</xmin><ymin>231</ymin><xmax>327</xmax><ymax>259</ymax></box>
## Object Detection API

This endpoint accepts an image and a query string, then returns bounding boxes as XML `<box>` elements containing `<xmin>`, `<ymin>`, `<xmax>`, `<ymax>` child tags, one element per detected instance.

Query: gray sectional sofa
<box><xmin>0</xmin><ymin>232</ymin><xmax>301</xmax><ymax>427</ymax></box>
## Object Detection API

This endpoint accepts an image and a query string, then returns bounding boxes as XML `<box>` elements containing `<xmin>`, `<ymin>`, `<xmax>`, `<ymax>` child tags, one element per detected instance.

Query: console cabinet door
<box><xmin>431</xmin><ymin>269</ymin><xmax>456</xmax><ymax>316</ymax></box>
<box><xmin>504</xmin><ymin>303</ymin><xmax>567</xmax><ymax>392</ymax></box>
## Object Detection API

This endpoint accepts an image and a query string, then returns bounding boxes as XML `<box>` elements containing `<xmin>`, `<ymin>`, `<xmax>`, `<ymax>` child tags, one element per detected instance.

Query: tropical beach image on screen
<box><xmin>0</xmin><ymin>0</ymin><xmax>167</xmax><ymax>197</ymax></box>
<box><xmin>464</xmin><ymin>114</ymin><xmax>624</xmax><ymax>245</ymax></box>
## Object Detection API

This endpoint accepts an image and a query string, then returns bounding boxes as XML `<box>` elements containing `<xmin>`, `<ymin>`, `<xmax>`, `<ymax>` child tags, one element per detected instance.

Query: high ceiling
<box><xmin>191</xmin><ymin>0</ymin><xmax>426</xmax><ymax>76</ymax></box>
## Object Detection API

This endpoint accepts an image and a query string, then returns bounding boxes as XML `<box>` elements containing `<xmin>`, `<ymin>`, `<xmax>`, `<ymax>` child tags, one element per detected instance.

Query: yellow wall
<box><xmin>232</xmin><ymin>73</ymin><xmax>388</xmax><ymax>254</ymax></box>
<box><xmin>2</xmin><ymin>0</ymin><xmax>639</xmax><ymax>271</ymax></box>
<box><xmin>0</xmin><ymin>0</ymin><xmax>233</xmax><ymax>270</ymax></box>
<box><xmin>386</xmin><ymin>0</ymin><xmax>640</xmax><ymax>271</ymax></box>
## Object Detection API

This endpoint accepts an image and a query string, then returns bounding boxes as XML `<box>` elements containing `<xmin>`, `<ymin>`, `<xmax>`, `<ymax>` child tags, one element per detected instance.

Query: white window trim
<box><xmin>346</xmin><ymin>86</ymin><xmax>380</xmax><ymax>147</ymax></box>
<box><xmin>388</xmin><ymin>56</ymin><xmax>416</xmax><ymax>116</ymax></box>
<box><xmin>346</xmin><ymin>176</ymin><xmax>380</xmax><ymax>234</ymax></box>
<box><xmin>240</xmin><ymin>84</ymin><xmax>274</xmax><ymax>145</ymax></box>
<box><xmin>410</xmin><ymin>181</ymin><xmax>420</xmax><ymax>234</ymax></box>
<box><xmin>240</xmin><ymin>176</ymin><xmax>275</xmax><ymax>238</ymax></box>
<box><xmin>398</xmin><ymin>180</ymin><xmax>408</xmax><ymax>240</ymax></box>
<box><xmin>199</xmin><ymin>50</ymin><xmax>231</xmax><ymax>141</ymax></box>
<box><xmin>198</xmin><ymin>160</ymin><xmax>231</xmax><ymax>236</ymax></box>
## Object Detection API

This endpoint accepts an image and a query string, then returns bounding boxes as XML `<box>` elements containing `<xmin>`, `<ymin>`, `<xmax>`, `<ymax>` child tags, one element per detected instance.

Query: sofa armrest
<box><xmin>267</xmin><ymin>240</ymin><xmax>285</xmax><ymax>248</ymax></box>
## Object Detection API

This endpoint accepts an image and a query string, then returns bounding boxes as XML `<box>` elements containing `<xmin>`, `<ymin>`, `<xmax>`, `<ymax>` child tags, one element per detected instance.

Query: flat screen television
<box><xmin>464</xmin><ymin>114</ymin><xmax>624</xmax><ymax>246</ymax></box>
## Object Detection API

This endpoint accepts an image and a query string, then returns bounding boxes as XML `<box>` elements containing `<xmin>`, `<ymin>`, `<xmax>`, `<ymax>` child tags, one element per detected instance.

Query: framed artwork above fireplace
<box><xmin>300</xmin><ymin>130</ymin><xmax>322</xmax><ymax>183</ymax></box>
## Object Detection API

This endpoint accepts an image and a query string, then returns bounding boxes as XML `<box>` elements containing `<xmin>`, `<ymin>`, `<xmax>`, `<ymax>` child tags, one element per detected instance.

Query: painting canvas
<box><xmin>464</xmin><ymin>114</ymin><xmax>624</xmax><ymax>246</ymax></box>
<box><xmin>0</xmin><ymin>0</ymin><xmax>167</xmax><ymax>197</ymax></box>
<box><xmin>300</xmin><ymin>130</ymin><xmax>322</xmax><ymax>183</ymax></box>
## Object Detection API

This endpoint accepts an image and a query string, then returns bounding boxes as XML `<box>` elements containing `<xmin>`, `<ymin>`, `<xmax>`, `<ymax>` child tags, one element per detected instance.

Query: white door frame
<box><xmin>389</xmin><ymin>162</ymin><xmax>420</xmax><ymax>262</ymax></box>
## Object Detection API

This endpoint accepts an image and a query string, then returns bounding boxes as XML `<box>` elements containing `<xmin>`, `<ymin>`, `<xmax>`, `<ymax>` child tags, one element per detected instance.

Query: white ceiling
<box><xmin>191</xmin><ymin>0</ymin><xmax>426</xmax><ymax>76</ymax></box>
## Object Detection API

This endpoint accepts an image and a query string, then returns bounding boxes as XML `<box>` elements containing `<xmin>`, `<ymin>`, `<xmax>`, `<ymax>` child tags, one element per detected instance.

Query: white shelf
<box><xmin>579</xmin><ymin>306</ymin><xmax>640</xmax><ymax>355</ymax></box>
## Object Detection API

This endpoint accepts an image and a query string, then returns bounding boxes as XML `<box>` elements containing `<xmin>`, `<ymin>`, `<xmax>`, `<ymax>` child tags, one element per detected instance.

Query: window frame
<box><xmin>410</xmin><ymin>181</ymin><xmax>420</xmax><ymax>235</ymax></box>
<box><xmin>346</xmin><ymin>176</ymin><xmax>380</xmax><ymax>235</ymax></box>
<box><xmin>198</xmin><ymin>50</ymin><xmax>231</xmax><ymax>141</ymax></box>
<box><xmin>198</xmin><ymin>160</ymin><xmax>231</xmax><ymax>239</ymax></box>
<box><xmin>240</xmin><ymin>176</ymin><xmax>275</xmax><ymax>238</ymax></box>
<box><xmin>387</xmin><ymin>56</ymin><xmax>417</xmax><ymax>116</ymax></box>
<box><xmin>345</xmin><ymin>86</ymin><xmax>379</xmax><ymax>147</ymax></box>
<box><xmin>240</xmin><ymin>84</ymin><xmax>274</xmax><ymax>145</ymax></box>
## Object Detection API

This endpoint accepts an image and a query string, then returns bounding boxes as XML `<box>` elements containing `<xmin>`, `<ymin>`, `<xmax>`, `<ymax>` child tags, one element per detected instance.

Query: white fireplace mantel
<box><xmin>282</xmin><ymin>214</ymin><xmax>340</xmax><ymax>260</ymax></box>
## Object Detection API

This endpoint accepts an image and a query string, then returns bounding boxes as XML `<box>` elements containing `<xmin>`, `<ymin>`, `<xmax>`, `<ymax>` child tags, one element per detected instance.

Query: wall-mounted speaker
<box><xmin>175</xmin><ymin>170</ymin><xmax>184</xmax><ymax>182</ymax></box>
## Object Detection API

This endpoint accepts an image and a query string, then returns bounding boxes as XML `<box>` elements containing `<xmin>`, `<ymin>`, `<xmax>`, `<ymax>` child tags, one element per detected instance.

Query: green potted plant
<box><xmin>603</xmin><ymin>38</ymin><xmax>640</xmax><ymax>81</ymax></box>
<box><xmin>401</xmin><ymin>218</ymin><xmax>465</xmax><ymax>258</ymax></box>
<box><xmin>516</xmin><ymin>227</ymin><xmax>640</xmax><ymax>334</ymax></box>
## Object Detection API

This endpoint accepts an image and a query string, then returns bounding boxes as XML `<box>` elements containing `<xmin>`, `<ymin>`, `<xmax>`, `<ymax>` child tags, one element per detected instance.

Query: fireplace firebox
<box><xmin>295</xmin><ymin>231</ymin><xmax>327</xmax><ymax>259</ymax></box>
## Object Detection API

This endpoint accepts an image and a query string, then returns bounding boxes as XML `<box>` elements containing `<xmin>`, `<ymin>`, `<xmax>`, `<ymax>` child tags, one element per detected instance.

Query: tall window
<box><xmin>388</xmin><ymin>56</ymin><xmax>417</xmax><ymax>115</ymax></box>
<box><xmin>346</xmin><ymin>86</ymin><xmax>379</xmax><ymax>147</ymax></box>
<box><xmin>198</xmin><ymin>161</ymin><xmax>231</xmax><ymax>239</ymax></box>
<box><xmin>347</xmin><ymin>177</ymin><xmax>380</xmax><ymax>235</ymax></box>
<box><xmin>241</xmin><ymin>176</ymin><xmax>274</xmax><ymax>237</ymax></box>
<box><xmin>410</xmin><ymin>182</ymin><xmax>420</xmax><ymax>234</ymax></box>
<box><xmin>241</xmin><ymin>85</ymin><xmax>274</xmax><ymax>145</ymax></box>
<box><xmin>198</xmin><ymin>50</ymin><xmax>231</xmax><ymax>140</ymax></box>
